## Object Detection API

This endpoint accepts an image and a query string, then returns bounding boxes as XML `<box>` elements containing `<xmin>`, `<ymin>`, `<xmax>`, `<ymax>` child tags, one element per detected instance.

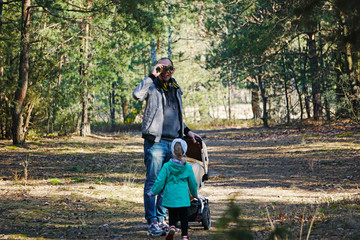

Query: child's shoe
<box><xmin>165</xmin><ymin>226</ymin><xmax>176</xmax><ymax>240</ymax></box>
<box><xmin>181</xmin><ymin>236</ymin><xmax>189</xmax><ymax>240</ymax></box>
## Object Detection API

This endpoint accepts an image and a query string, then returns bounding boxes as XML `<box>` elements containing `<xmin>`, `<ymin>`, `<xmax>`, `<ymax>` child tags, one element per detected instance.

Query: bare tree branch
<box><xmin>43</xmin><ymin>31</ymin><xmax>82</xmax><ymax>58</ymax></box>
<box><xmin>63</xmin><ymin>0</ymin><xmax>89</xmax><ymax>10</ymax></box>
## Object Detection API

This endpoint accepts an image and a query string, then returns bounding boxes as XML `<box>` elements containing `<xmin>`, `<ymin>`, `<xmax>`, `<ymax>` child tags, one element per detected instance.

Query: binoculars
<box><xmin>156</xmin><ymin>65</ymin><xmax>174</xmax><ymax>73</ymax></box>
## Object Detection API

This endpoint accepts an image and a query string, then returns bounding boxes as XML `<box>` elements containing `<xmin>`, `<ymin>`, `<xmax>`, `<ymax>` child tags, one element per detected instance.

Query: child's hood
<box><xmin>168</xmin><ymin>160</ymin><xmax>187</xmax><ymax>176</ymax></box>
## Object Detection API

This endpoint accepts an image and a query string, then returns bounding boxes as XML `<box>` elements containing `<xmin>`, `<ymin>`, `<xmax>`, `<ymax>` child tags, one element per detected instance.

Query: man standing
<box><xmin>133</xmin><ymin>58</ymin><xmax>202</xmax><ymax>236</ymax></box>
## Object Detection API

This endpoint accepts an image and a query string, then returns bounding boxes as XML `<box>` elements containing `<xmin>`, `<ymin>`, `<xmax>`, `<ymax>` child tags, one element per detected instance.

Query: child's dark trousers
<box><xmin>167</xmin><ymin>207</ymin><xmax>189</xmax><ymax>236</ymax></box>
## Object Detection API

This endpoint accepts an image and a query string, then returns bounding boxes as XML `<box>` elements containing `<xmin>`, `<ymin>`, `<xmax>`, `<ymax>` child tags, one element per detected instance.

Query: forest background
<box><xmin>1</xmin><ymin>0</ymin><xmax>360</xmax><ymax>144</ymax></box>
<box><xmin>1</xmin><ymin>1</ymin><xmax>360</xmax><ymax>239</ymax></box>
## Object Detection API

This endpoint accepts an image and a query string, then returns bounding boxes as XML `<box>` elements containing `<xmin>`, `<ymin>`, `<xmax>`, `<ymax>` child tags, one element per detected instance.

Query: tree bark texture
<box><xmin>0</xmin><ymin>0</ymin><xmax>3</xmax><ymax>32</ymax></box>
<box><xmin>251</xmin><ymin>90</ymin><xmax>260</xmax><ymax>119</ymax></box>
<box><xmin>299</xmin><ymin>41</ymin><xmax>311</xmax><ymax>119</ymax></box>
<box><xmin>228</xmin><ymin>81</ymin><xmax>232</xmax><ymax>120</ymax></box>
<box><xmin>109</xmin><ymin>82</ymin><xmax>116</xmax><ymax>132</ymax></box>
<box><xmin>281</xmin><ymin>54</ymin><xmax>290</xmax><ymax>124</ymax></box>
<box><xmin>307</xmin><ymin>31</ymin><xmax>322</xmax><ymax>121</ymax></box>
<box><xmin>257</xmin><ymin>67</ymin><xmax>268</xmax><ymax>128</ymax></box>
<box><xmin>12</xmin><ymin>0</ymin><xmax>31</xmax><ymax>145</ymax></box>
<box><xmin>80</xmin><ymin>1</ymin><xmax>92</xmax><ymax>136</ymax></box>
<box><xmin>289</xmin><ymin>63</ymin><xmax>304</xmax><ymax>121</ymax></box>
<box><xmin>151</xmin><ymin>39</ymin><xmax>157</xmax><ymax>65</ymax></box>
<box><xmin>121</xmin><ymin>97</ymin><xmax>128</xmax><ymax>122</ymax></box>
<box><xmin>167</xmin><ymin>0</ymin><xmax>172</xmax><ymax>59</ymax></box>
<box><xmin>319</xmin><ymin>27</ymin><xmax>332</xmax><ymax>122</ymax></box>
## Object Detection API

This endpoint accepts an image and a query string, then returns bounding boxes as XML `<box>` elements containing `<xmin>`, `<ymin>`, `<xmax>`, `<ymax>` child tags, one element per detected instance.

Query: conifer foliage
<box><xmin>0</xmin><ymin>0</ymin><xmax>359</xmax><ymax>143</ymax></box>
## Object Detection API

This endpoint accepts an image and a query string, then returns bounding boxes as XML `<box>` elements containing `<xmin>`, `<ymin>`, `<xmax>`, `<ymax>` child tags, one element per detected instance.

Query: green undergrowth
<box><xmin>187</xmin><ymin>119</ymin><xmax>263</xmax><ymax>130</ymax></box>
<box><xmin>214</xmin><ymin>196</ymin><xmax>360</xmax><ymax>240</ymax></box>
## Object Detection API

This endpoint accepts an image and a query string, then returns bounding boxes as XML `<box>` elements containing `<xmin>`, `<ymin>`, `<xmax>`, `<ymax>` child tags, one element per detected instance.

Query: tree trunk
<box><xmin>335</xmin><ymin>66</ymin><xmax>348</xmax><ymax>117</ymax></box>
<box><xmin>76</xmin><ymin>112</ymin><xmax>81</xmax><ymax>133</ymax></box>
<box><xmin>281</xmin><ymin>54</ymin><xmax>291</xmax><ymax>124</ymax></box>
<box><xmin>284</xmin><ymin>77</ymin><xmax>290</xmax><ymax>124</ymax></box>
<box><xmin>167</xmin><ymin>0</ymin><xmax>172</xmax><ymax>59</ymax></box>
<box><xmin>257</xmin><ymin>67</ymin><xmax>269</xmax><ymax>128</ymax></box>
<box><xmin>0</xmin><ymin>97</ymin><xmax>5</xmax><ymax>138</ymax></box>
<box><xmin>251</xmin><ymin>90</ymin><xmax>260</xmax><ymax>119</ymax></box>
<box><xmin>334</xmin><ymin>12</ymin><xmax>350</xmax><ymax>118</ymax></box>
<box><xmin>121</xmin><ymin>97</ymin><xmax>129</xmax><ymax>123</ymax></box>
<box><xmin>300</xmin><ymin>41</ymin><xmax>311</xmax><ymax>119</ymax></box>
<box><xmin>0</xmin><ymin>117</ymin><xmax>3</xmax><ymax>138</ymax></box>
<box><xmin>12</xmin><ymin>0</ymin><xmax>31</xmax><ymax>145</ymax></box>
<box><xmin>353</xmin><ymin>53</ymin><xmax>360</xmax><ymax>119</ymax></box>
<box><xmin>80</xmin><ymin>1</ymin><xmax>92</xmax><ymax>136</ymax></box>
<box><xmin>51</xmin><ymin>108</ymin><xmax>57</xmax><ymax>133</ymax></box>
<box><xmin>319</xmin><ymin>26</ymin><xmax>331</xmax><ymax>122</ymax></box>
<box><xmin>0</xmin><ymin>0</ymin><xmax>3</xmax><ymax>32</ymax></box>
<box><xmin>58</xmin><ymin>54</ymin><xmax>64</xmax><ymax>85</ymax></box>
<box><xmin>307</xmin><ymin>30</ymin><xmax>322</xmax><ymax>121</ymax></box>
<box><xmin>228</xmin><ymin>81</ymin><xmax>232</xmax><ymax>120</ymax></box>
<box><xmin>289</xmin><ymin>63</ymin><xmax>304</xmax><ymax>121</ymax></box>
<box><xmin>46</xmin><ymin>107</ymin><xmax>51</xmax><ymax>134</ymax></box>
<box><xmin>81</xmin><ymin>90</ymin><xmax>91</xmax><ymax>136</ymax></box>
<box><xmin>342</xmin><ymin>16</ymin><xmax>359</xmax><ymax>119</ymax></box>
<box><xmin>23</xmin><ymin>101</ymin><xmax>34</xmax><ymax>134</ymax></box>
<box><xmin>4</xmin><ymin>95</ymin><xmax>11</xmax><ymax>138</ymax></box>
<box><xmin>109</xmin><ymin>82</ymin><xmax>116</xmax><ymax>132</ymax></box>
<box><xmin>295</xmin><ymin>36</ymin><xmax>304</xmax><ymax>120</ymax></box>
<box><xmin>324</xmin><ymin>98</ymin><xmax>331</xmax><ymax>122</ymax></box>
<box><xmin>151</xmin><ymin>39</ymin><xmax>157</xmax><ymax>65</ymax></box>
<box><xmin>0</xmin><ymin>1</ymin><xmax>6</xmax><ymax>139</ymax></box>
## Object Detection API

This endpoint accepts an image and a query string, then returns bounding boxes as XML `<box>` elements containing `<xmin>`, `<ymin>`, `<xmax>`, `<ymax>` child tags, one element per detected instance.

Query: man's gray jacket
<box><xmin>132</xmin><ymin>75</ymin><xmax>190</xmax><ymax>143</ymax></box>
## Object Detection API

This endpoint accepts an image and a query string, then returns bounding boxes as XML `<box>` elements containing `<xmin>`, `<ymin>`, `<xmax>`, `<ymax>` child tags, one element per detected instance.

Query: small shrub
<box><xmin>95</xmin><ymin>175</ymin><xmax>107</xmax><ymax>185</ymax></box>
<box><xmin>71</xmin><ymin>177</ymin><xmax>86</xmax><ymax>183</ymax></box>
<box><xmin>267</xmin><ymin>226</ymin><xmax>292</xmax><ymax>240</ymax></box>
<box><xmin>212</xmin><ymin>198</ymin><xmax>253</xmax><ymax>240</ymax></box>
<box><xmin>65</xmin><ymin>166</ymin><xmax>84</xmax><ymax>172</ymax></box>
<box><xmin>19</xmin><ymin>156</ymin><xmax>30</xmax><ymax>185</ymax></box>
<box><xmin>26</xmin><ymin>129</ymin><xmax>41</xmax><ymax>141</ymax></box>
<box><xmin>48</xmin><ymin>178</ymin><xmax>62</xmax><ymax>185</ymax></box>
<box><xmin>13</xmin><ymin>169</ymin><xmax>20</xmax><ymax>182</ymax></box>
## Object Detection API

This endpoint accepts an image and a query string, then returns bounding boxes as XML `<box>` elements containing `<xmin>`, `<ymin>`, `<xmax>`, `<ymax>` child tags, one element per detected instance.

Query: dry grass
<box><xmin>0</xmin><ymin>122</ymin><xmax>359</xmax><ymax>239</ymax></box>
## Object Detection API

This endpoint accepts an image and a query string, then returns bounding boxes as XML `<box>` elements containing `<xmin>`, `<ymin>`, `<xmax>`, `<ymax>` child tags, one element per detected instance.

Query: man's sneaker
<box><xmin>165</xmin><ymin>226</ymin><xmax>176</xmax><ymax>240</ymax></box>
<box><xmin>159</xmin><ymin>220</ymin><xmax>169</xmax><ymax>231</ymax></box>
<box><xmin>147</xmin><ymin>221</ymin><xmax>166</xmax><ymax>237</ymax></box>
<box><xmin>181</xmin><ymin>236</ymin><xmax>189</xmax><ymax>240</ymax></box>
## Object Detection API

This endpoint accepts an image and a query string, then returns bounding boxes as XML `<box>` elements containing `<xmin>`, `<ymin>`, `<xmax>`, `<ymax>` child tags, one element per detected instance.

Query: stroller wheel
<box><xmin>202</xmin><ymin>205</ymin><xmax>211</xmax><ymax>230</ymax></box>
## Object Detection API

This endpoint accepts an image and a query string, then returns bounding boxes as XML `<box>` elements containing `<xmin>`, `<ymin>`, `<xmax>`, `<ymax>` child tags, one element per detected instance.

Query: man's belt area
<box><xmin>161</xmin><ymin>135</ymin><xmax>177</xmax><ymax>142</ymax></box>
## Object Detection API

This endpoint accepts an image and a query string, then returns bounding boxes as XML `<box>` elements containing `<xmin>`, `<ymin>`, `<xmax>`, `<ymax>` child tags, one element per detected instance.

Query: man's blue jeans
<box><xmin>144</xmin><ymin>139</ymin><xmax>172</xmax><ymax>224</ymax></box>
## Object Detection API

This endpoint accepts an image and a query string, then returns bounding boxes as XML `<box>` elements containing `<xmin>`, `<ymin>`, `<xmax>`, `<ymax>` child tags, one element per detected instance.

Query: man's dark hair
<box><xmin>157</xmin><ymin>58</ymin><xmax>174</xmax><ymax>67</ymax></box>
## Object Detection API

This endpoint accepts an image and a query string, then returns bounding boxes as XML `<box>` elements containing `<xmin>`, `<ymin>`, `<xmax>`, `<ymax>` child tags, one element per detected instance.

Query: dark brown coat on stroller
<box><xmin>184</xmin><ymin>137</ymin><xmax>211</xmax><ymax>230</ymax></box>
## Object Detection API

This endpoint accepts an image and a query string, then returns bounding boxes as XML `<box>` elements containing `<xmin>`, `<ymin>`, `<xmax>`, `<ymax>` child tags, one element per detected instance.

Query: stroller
<box><xmin>184</xmin><ymin>137</ymin><xmax>211</xmax><ymax>230</ymax></box>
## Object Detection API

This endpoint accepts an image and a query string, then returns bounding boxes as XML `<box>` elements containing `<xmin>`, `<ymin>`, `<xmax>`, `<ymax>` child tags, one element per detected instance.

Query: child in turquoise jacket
<box><xmin>149</xmin><ymin>138</ymin><xmax>198</xmax><ymax>240</ymax></box>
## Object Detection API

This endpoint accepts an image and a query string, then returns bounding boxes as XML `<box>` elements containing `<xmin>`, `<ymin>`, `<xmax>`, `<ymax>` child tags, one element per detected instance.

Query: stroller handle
<box><xmin>195</xmin><ymin>136</ymin><xmax>202</xmax><ymax>144</ymax></box>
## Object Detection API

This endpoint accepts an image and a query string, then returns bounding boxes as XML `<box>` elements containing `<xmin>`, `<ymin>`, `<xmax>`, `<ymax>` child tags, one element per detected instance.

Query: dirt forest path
<box><xmin>0</xmin><ymin>123</ymin><xmax>359</xmax><ymax>240</ymax></box>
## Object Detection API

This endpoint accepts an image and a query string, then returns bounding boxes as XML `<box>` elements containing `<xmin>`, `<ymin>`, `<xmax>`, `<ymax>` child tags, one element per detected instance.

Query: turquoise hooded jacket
<box><xmin>152</xmin><ymin>160</ymin><xmax>198</xmax><ymax>208</ymax></box>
